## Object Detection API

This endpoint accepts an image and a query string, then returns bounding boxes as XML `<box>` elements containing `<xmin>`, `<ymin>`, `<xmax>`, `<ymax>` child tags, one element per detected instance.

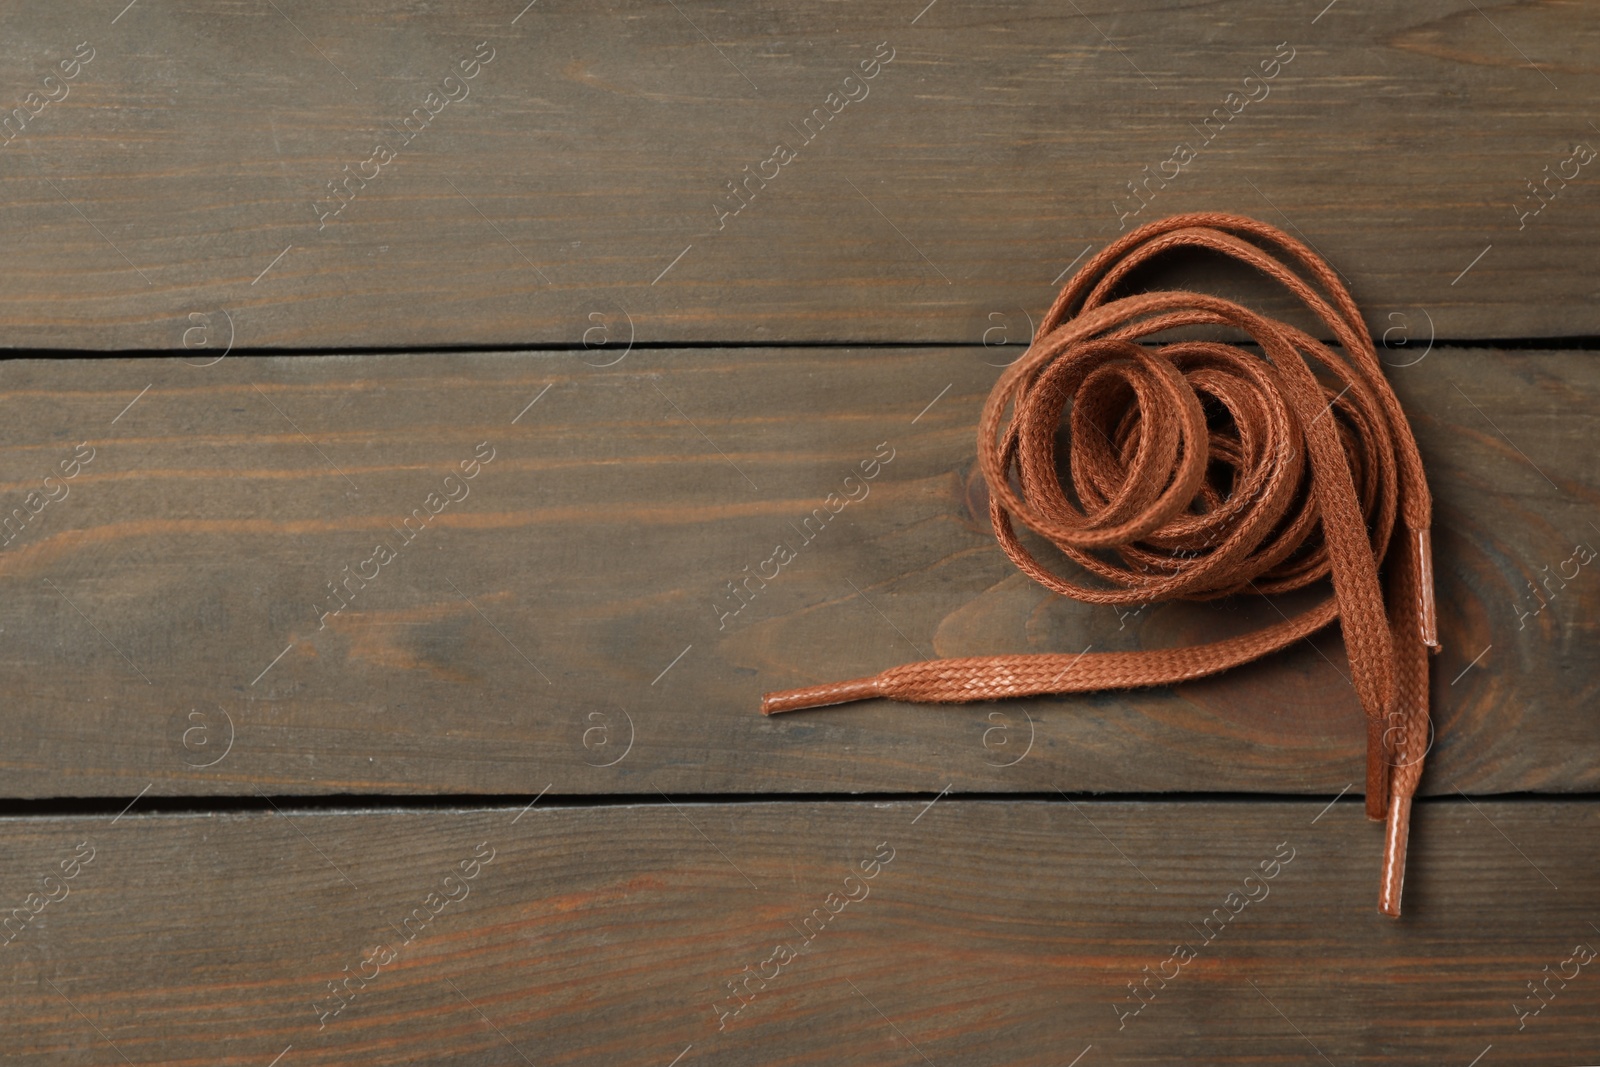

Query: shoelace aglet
<box><xmin>762</xmin><ymin>676</ymin><xmax>882</xmax><ymax>715</ymax></box>
<box><xmin>1378</xmin><ymin>792</ymin><xmax>1412</xmax><ymax>917</ymax></box>
<box><xmin>1415</xmin><ymin>528</ymin><xmax>1439</xmax><ymax>650</ymax></box>
<box><xmin>1365</xmin><ymin>716</ymin><xmax>1391</xmax><ymax>821</ymax></box>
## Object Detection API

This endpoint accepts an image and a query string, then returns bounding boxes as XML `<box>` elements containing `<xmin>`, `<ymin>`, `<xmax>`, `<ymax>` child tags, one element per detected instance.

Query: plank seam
<box><xmin>2</xmin><ymin>337</ymin><xmax>1599</xmax><ymax>360</ymax></box>
<box><xmin>2</xmin><ymin>790</ymin><xmax>1598</xmax><ymax>818</ymax></box>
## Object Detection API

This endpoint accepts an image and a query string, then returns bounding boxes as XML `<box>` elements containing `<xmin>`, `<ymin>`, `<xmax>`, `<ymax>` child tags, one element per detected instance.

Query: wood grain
<box><xmin>2</xmin><ymin>7</ymin><xmax>1592</xmax><ymax>1066</ymax></box>
<box><xmin>0</xmin><ymin>347</ymin><xmax>1595</xmax><ymax>798</ymax></box>
<box><xmin>0</xmin><ymin>0</ymin><xmax>1594</xmax><ymax>348</ymax></box>
<box><xmin>3</xmin><ymin>799</ymin><xmax>1597</xmax><ymax>1065</ymax></box>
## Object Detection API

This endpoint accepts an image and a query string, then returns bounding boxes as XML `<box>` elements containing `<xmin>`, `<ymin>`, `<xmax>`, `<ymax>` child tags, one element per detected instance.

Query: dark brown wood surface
<box><xmin>4</xmin><ymin>800</ymin><xmax>1597</xmax><ymax>1066</ymax></box>
<box><xmin>0</xmin><ymin>0</ymin><xmax>1595</xmax><ymax>349</ymax></box>
<box><xmin>3</xmin><ymin>2</ymin><xmax>1596</xmax><ymax>1062</ymax></box>
<box><xmin>0</xmin><ymin>346</ymin><xmax>1594</xmax><ymax>798</ymax></box>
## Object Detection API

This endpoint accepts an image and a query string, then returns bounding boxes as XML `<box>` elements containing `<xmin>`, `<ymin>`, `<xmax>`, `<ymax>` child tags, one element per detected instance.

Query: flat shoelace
<box><xmin>760</xmin><ymin>212</ymin><xmax>1439</xmax><ymax>917</ymax></box>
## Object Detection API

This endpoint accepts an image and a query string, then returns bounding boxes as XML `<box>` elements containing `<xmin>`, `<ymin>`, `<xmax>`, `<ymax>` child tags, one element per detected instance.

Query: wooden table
<box><xmin>3</xmin><ymin>1</ymin><xmax>1596</xmax><ymax>1063</ymax></box>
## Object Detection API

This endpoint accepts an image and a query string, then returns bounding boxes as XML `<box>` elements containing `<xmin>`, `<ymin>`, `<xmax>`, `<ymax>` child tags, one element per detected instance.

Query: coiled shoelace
<box><xmin>761</xmin><ymin>212</ymin><xmax>1438</xmax><ymax>917</ymax></box>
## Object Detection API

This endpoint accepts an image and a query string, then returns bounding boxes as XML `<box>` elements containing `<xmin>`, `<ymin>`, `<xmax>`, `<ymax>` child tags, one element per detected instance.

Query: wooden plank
<box><xmin>0</xmin><ymin>0</ymin><xmax>1594</xmax><ymax>348</ymax></box>
<box><xmin>0</xmin><ymin>347</ymin><xmax>1595</xmax><ymax>798</ymax></box>
<box><xmin>3</xmin><ymin>799</ymin><xmax>1597</xmax><ymax>1064</ymax></box>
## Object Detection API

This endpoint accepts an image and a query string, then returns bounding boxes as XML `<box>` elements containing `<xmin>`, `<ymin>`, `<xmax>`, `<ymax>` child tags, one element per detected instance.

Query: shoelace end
<box><xmin>1379</xmin><ymin>792</ymin><xmax>1412</xmax><ymax>917</ymax></box>
<box><xmin>1365</xmin><ymin>716</ymin><xmax>1391</xmax><ymax>821</ymax></box>
<box><xmin>1416</xmin><ymin>528</ymin><xmax>1439</xmax><ymax>650</ymax></box>
<box><xmin>762</xmin><ymin>676</ymin><xmax>882</xmax><ymax>715</ymax></box>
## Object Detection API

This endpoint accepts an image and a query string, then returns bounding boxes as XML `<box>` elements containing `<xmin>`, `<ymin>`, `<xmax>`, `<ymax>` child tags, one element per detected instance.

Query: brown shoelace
<box><xmin>761</xmin><ymin>212</ymin><xmax>1439</xmax><ymax>917</ymax></box>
